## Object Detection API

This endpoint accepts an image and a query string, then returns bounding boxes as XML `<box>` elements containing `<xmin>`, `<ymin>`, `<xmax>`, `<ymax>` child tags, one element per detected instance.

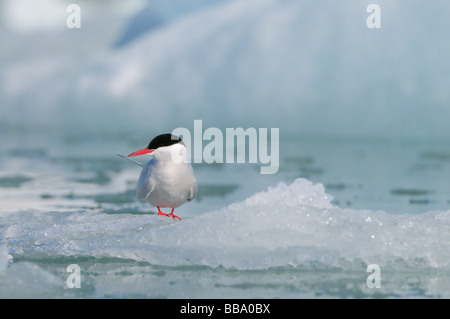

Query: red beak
<box><xmin>127</xmin><ymin>147</ymin><xmax>154</xmax><ymax>157</ymax></box>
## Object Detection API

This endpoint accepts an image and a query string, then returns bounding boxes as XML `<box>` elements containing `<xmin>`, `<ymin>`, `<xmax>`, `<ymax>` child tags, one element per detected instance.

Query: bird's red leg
<box><xmin>169</xmin><ymin>208</ymin><xmax>181</xmax><ymax>220</ymax></box>
<box><xmin>157</xmin><ymin>207</ymin><xmax>181</xmax><ymax>220</ymax></box>
<box><xmin>157</xmin><ymin>206</ymin><xmax>169</xmax><ymax>217</ymax></box>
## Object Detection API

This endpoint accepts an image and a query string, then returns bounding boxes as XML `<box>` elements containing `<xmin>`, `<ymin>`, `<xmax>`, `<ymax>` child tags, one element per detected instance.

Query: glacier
<box><xmin>1</xmin><ymin>0</ymin><xmax>449</xmax><ymax>140</ymax></box>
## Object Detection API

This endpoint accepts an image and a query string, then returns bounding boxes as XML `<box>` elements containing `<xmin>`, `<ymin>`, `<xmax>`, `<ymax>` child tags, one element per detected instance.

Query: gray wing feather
<box><xmin>136</xmin><ymin>164</ymin><xmax>154</xmax><ymax>200</ymax></box>
<box><xmin>187</xmin><ymin>179</ymin><xmax>198</xmax><ymax>201</ymax></box>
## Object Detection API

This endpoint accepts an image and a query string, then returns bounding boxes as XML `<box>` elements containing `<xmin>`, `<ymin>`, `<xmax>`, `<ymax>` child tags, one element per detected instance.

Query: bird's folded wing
<box><xmin>187</xmin><ymin>179</ymin><xmax>198</xmax><ymax>201</ymax></box>
<box><xmin>137</xmin><ymin>165</ymin><xmax>154</xmax><ymax>200</ymax></box>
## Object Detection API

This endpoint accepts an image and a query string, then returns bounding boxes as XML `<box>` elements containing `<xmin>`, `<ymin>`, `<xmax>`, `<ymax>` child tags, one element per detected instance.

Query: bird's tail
<box><xmin>116</xmin><ymin>154</ymin><xmax>144</xmax><ymax>167</ymax></box>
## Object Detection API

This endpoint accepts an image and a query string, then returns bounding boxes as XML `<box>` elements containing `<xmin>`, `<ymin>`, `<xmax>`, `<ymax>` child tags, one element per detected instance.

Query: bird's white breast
<box><xmin>136</xmin><ymin>144</ymin><xmax>197</xmax><ymax>208</ymax></box>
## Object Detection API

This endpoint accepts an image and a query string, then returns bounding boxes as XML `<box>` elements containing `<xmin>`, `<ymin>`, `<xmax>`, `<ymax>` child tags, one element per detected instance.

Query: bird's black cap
<box><xmin>147</xmin><ymin>133</ymin><xmax>184</xmax><ymax>150</ymax></box>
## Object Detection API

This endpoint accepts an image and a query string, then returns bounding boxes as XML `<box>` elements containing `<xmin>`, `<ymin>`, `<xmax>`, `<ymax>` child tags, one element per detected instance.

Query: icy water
<box><xmin>1</xmin><ymin>126</ymin><xmax>450</xmax><ymax>298</ymax></box>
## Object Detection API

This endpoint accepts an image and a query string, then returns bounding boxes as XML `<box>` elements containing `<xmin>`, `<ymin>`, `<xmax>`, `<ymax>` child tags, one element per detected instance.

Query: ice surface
<box><xmin>140</xmin><ymin>178</ymin><xmax>450</xmax><ymax>269</ymax></box>
<box><xmin>0</xmin><ymin>245</ymin><xmax>8</xmax><ymax>273</ymax></box>
<box><xmin>2</xmin><ymin>178</ymin><xmax>449</xmax><ymax>271</ymax></box>
<box><xmin>0</xmin><ymin>262</ymin><xmax>65</xmax><ymax>298</ymax></box>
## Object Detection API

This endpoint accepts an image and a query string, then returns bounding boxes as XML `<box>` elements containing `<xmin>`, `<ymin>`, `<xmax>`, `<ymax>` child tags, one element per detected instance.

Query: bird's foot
<box><xmin>168</xmin><ymin>211</ymin><xmax>182</xmax><ymax>220</ymax></box>
<box><xmin>157</xmin><ymin>207</ymin><xmax>181</xmax><ymax>220</ymax></box>
<box><xmin>157</xmin><ymin>211</ymin><xmax>169</xmax><ymax>217</ymax></box>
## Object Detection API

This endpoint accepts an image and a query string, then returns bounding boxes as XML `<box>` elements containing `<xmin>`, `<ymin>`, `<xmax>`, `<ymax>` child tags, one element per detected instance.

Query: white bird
<box><xmin>126</xmin><ymin>133</ymin><xmax>197</xmax><ymax>220</ymax></box>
